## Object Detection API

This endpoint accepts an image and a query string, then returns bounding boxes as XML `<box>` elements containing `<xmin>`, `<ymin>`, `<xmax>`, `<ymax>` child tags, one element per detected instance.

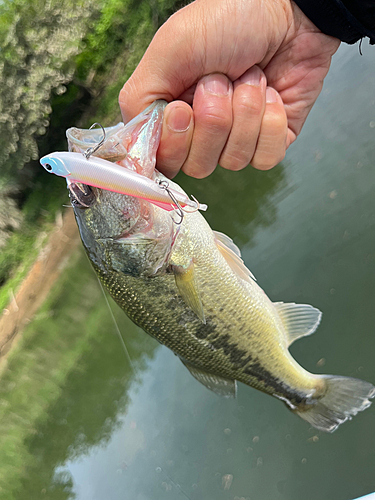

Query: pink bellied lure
<box><xmin>39</xmin><ymin>100</ymin><xmax>207</xmax><ymax>214</ymax></box>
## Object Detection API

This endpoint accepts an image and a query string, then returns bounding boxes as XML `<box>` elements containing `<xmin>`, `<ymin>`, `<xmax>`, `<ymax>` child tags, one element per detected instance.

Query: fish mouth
<box><xmin>66</xmin><ymin>100</ymin><xmax>168</xmax><ymax>178</ymax></box>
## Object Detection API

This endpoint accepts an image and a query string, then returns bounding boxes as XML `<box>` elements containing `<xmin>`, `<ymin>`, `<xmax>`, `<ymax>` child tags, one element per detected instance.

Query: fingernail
<box><xmin>167</xmin><ymin>106</ymin><xmax>191</xmax><ymax>133</ymax></box>
<box><xmin>203</xmin><ymin>73</ymin><xmax>230</xmax><ymax>96</ymax></box>
<box><xmin>240</xmin><ymin>66</ymin><xmax>263</xmax><ymax>86</ymax></box>
<box><xmin>266</xmin><ymin>87</ymin><xmax>278</xmax><ymax>103</ymax></box>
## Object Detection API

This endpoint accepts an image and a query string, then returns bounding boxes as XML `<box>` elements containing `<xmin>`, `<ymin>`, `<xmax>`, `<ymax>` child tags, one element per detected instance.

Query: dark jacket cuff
<box><xmin>293</xmin><ymin>0</ymin><xmax>375</xmax><ymax>44</ymax></box>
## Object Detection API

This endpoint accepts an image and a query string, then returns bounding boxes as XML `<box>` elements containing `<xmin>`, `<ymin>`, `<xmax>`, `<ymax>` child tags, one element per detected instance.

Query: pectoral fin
<box><xmin>274</xmin><ymin>302</ymin><xmax>322</xmax><ymax>347</ymax></box>
<box><xmin>173</xmin><ymin>261</ymin><xmax>205</xmax><ymax>324</ymax></box>
<box><xmin>181</xmin><ymin>360</ymin><xmax>237</xmax><ymax>398</ymax></box>
<box><xmin>214</xmin><ymin>230</ymin><xmax>256</xmax><ymax>282</ymax></box>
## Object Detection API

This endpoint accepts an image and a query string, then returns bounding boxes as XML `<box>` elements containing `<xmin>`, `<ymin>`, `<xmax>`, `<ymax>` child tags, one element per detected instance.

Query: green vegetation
<box><xmin>0</xmin><ymin>0</ymin><xmax>97</xmax><ymax>180</ymax></box>
<box><xmin>0</xmin><ymin>0</ymin><xmax>184</xmax><ymax>306</ymax></box>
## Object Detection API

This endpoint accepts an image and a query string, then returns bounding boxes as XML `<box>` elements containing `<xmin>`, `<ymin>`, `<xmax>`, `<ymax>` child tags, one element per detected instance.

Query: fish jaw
<box><xmin>66</xmin><ymin>100</ymin><xmax>167</xmax><ymax>177</ymax></box>
<box><xmin>67</xmin><ymin>122</ymin><xmax>127</xmax><ymax>162</ymax></box>
<box><xmin>123</xmin><ymin>100</ymin><xmax>167</xmax><ymax>178</ymax></box>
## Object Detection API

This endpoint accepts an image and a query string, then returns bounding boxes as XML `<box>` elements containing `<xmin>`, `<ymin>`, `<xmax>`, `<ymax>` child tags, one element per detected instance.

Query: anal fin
<box><xmin>181</xmin><ymin>359</ymin><xmax>237</xmax><ymax>398</ymax></box>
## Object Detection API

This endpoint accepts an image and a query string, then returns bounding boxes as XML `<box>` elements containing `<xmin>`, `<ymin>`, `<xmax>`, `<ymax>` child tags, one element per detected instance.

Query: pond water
<box><xmin>1</xmin><ymin>43</ymin><xmax>375</xmax><ymax>500</ymax></box>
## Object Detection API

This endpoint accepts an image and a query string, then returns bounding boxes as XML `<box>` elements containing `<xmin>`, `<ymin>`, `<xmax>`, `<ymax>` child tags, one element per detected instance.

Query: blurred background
<box><xmin>0</xmin><ymin>1</ymin><xmax>375</xmax><ymax>499</ymax></box>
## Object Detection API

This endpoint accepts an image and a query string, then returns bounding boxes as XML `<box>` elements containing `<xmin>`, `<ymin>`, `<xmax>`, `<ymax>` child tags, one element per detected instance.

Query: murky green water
<box><xmin>2</xmin><ymin>44</ymin><xmax>375</xmax><ymax>500</ymax></box>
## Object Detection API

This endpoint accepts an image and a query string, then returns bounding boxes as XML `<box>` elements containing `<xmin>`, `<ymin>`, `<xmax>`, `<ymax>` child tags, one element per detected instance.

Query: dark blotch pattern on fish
<box><xmin>205</xmin><ymin>330</ymin><xmax>308</xmax><ymax>404</ymax></box>
<box><xmin>244</xmin><ymin>361</ymin><xmax>307</xmax><ymax>405</ymax></box>
<box><xmin>195</xmin><ymin>321</ymin><xmax>217</xmax><ymax>340</ymax></box>
<box><xmin>210</xmin><ymin>333</ymin><xmax>252</xmax><ymax>367</ymax></box>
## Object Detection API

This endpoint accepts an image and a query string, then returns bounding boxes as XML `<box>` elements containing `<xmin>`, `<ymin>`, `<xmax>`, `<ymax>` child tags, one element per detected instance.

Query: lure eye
<box><xmin>69</xmin><ymin>183</ymin><xmax>96</xmax><ymax>208</ymax></box>
<box><xmin>45</xmin><ymin>163</ymin><xmax>52</xmax><ymax>171</ymax></box>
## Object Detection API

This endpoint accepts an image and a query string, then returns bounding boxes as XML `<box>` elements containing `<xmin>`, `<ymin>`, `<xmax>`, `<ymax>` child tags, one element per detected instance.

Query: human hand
<box><xmin>119</xmin><ymin>0</ymin><xmax>340</xmax><ymax>178</ymax></box>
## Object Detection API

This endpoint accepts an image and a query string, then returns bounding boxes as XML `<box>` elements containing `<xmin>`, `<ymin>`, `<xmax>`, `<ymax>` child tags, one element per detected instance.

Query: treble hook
<box><xmin>83</xmin><ymin>123</ymin><xmax>106</xmax><ymax>159</ymax></box>
<box><xmin>156</xmin><ymin>180</ymin><xmax>185</xmax><ymax>225</ymax></box>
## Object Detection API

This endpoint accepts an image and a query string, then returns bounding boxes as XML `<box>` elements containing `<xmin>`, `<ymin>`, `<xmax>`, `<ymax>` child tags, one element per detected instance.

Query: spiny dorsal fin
<box><xmin>213</xmin><ymin>231</ymin><xmax>256</xmax><ymax>282</ymax></box>
<box><xmin>173</xmin><ymin>261</ymin><xmax>205</xmax><ymax>324</ymax></box>
<box><xmin>274</xmin><ymin>302</ymin><xmax>322</xmax><ymax>347</ymax></box>
<box><xmin>181</xmin><ymin>359</ymin><xmax>237</xmax><ymax>398</ymax></box>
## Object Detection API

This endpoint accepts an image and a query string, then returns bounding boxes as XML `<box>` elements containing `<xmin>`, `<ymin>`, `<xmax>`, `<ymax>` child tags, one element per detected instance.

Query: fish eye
<box><xmin>69</xmin><ymin>183</ymin><xmax>96</xmax><ymax>208</ymax></box>
<box><xmin>45</xmin><ymin>163</ymin><xmax>52</xmax><ymax>171</ymax></box>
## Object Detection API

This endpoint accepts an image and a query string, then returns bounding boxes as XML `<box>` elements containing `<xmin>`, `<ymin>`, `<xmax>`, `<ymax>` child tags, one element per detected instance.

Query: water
<box><xmin>1</xmin><ymin>43</ymin><xmax>375</xmax><ymax>500</ymax></box>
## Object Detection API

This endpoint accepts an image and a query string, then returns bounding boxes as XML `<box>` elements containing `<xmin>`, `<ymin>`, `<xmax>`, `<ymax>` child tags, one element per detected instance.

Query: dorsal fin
<box><xmin>181</xmin><ymin>359</ymin><xmax>237</xmax><ymax>398</ymax></box>
<box><xmin>213</xmin><ymin>231</ymin><xmax>256</xmax><ymax>282</ymax></box>
<box><xmin>274</xmin><ymin>302</ymin><xmax>322</xmax><ymax>347</ymax></box>
<box><xmin>173</xmin><ymin>261</ymin><xmax>205</xmax><ymax>324</ymax></box>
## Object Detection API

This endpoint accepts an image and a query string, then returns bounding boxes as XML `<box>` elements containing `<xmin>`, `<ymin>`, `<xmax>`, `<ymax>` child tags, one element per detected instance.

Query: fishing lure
<box><xmin>40</xmin><ymin>151</ymin><xmax>207</xmax><ymax>213</ymax></box>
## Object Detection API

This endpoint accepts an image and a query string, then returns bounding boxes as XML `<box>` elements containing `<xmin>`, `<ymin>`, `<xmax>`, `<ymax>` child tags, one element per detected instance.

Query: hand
<box><xmin>119</xmin><ymin>0</ymin><xmax>340</xmax><ymax>178</ymax></box>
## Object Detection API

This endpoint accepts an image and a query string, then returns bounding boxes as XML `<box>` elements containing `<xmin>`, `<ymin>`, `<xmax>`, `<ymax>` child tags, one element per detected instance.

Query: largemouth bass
<box><xmin>65</xmin><ymin>101</ymin><xmax>374</xmax><ymax>433</ymax></box>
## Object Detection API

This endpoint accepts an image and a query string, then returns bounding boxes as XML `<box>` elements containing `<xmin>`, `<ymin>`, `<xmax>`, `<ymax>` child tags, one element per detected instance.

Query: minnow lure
<box><xmin>40</xmin><ymin>151</ymin><xmax>207</xmax><ymax>213</ymax></box>
<box><xmin>40</xmin><ymin>100</ymin><xmax>207</xmax><ymax>214</ymax></box>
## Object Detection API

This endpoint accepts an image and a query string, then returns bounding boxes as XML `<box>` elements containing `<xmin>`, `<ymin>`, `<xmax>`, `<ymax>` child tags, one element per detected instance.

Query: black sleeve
<box><xmin>293</xmin><ymin>0</ymin><xmax>375</xmax><ymax>44</ymax></box>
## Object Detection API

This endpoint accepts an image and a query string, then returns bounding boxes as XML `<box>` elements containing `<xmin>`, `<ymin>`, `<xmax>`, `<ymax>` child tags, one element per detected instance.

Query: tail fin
<box><xmin>296</xmin><ymin>376</ymin><xmax>375</xmax><ymax>432</ymax></box>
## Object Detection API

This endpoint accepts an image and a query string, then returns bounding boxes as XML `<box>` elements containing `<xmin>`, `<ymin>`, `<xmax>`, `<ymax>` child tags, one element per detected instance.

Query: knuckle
<box><xmin>158</xmin><ymin>150</ymin><xmax>182</xmax><ymax>170</ymax></box>
<box><xmin>182</xmin><ymin>159</ymin><xmax>214</xmax><ymax>179</ymax></box>
<box><xmin>199</xmin><ymin>110</ymin><xmax>232</xmax><ymax>134</ymax></box>
<box><xmin>236</xmin><ymin>91</ymin><xmax>264</xmax><ymax>116</ymax></box>
<box><xmin>156</xmin><ymin>162</ymin><xmax>180</xmax><ymax>179</ymax></box>
<box><xmin>220</xmin><ymin>150</ymin><xmax>249</xmax><ymax>171</ymax></box>
<box><xmin>158</xmin><ymin>147</ymin><xmax>189</xmax><ymax>174</ymax></box>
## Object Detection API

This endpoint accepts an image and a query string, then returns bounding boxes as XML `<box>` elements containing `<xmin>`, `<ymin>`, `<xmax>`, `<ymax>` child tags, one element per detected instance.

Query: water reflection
<box><xmin>0</xmin><ymin>250</ymin><xmax>158</xmax><ymax>499</ymax></box>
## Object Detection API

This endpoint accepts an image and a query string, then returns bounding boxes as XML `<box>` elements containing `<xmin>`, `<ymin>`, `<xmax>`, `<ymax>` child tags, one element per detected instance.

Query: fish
<box><xmin>64</xmin><ymin>101</ymin><xmax>374</xmax><ymax>433</ymax></box>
